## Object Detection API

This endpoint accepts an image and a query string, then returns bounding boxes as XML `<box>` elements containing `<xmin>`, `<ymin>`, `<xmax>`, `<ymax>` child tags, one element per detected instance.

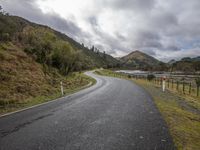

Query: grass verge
<box><xmin>95</xmin><ymin>69</ymin><xmax>200</xmax><ymax>150</ymax></box>
<box><xmin>0</xmin><ymin>72</ymin><xmax>96</xmax><ymax>115</ymax></box>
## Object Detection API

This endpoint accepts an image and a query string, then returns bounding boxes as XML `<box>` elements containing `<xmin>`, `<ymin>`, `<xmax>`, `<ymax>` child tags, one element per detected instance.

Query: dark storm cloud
<box><xmin>150</xmin><ymin>12</ymin><xmax>178</xmax><ymax>31</ymax></box>
<box><xmin>133</xmin><ymin>31</ymin><xmax>162</xmax><ymax>48</ymax></box>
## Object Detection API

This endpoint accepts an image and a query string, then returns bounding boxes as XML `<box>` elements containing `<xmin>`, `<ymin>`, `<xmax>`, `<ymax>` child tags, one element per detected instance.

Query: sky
<box><xmin>1</xmin><ymin>0</ymin><xmax>200</xmax><ymax>61</ymax></box>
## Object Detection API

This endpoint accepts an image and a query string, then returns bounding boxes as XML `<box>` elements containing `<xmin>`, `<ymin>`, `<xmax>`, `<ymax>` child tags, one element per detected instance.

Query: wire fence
<box><xmin>125</xmin><ymin>74</ymin><xmax>200</xmax><ymax>98</ymax></box>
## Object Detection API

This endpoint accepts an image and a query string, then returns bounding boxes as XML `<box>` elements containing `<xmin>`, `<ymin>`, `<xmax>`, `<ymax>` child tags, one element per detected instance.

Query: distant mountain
<box><xmin>120</xmin><ymin>50</ymin><xmax>167</xmax><ymax>71</ymax></box>
<box><xmin>192</xmin><ymin>56</ymin><xmax>200</xmax><ymax>61</ymax></box>
<box><xmin>181</xmin><ymin>57</ymin><xmax>192</xmax><ymax>62</ymax></box>
<box><xmin>180</xmin><ymin>56</ymin><xmax>200</xmax><ymax>62</ymax></box>
<box><xmin>168</xmin><ymin>59</ymin><xmax>176</xmax><ymax>65</ymax></box>
<box><xmin>170</xmin><ymin>56</ymin><xmax>200</xmax><ymax>72</ymax></box>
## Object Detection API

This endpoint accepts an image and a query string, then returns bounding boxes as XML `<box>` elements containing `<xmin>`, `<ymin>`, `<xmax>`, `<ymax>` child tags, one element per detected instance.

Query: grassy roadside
<box><xmin>0</xmin><ymin>72</ymin><xmax>96</xmax><ymax>115</ymax></box>
<box><xmin>95</xmin><ymin>69</ymin><xmax>200</xmax><ymax>150</ymax></box>
<box><xmin>0</xmin><ymin>42</ymin><xmax>96</xmax><ymax>115</ymax></box>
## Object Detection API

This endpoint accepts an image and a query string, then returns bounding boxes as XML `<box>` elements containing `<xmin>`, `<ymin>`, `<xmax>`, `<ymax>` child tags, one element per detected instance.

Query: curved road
<box><xmin>0</xmin><ymin>71</ymin><xmax>175</xmax><ymax>150</ymax></box>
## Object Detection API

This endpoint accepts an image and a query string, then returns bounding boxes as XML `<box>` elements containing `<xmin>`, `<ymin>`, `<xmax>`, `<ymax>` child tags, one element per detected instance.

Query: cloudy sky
<box><xmin>1</xmin><ymin>0</ymin><xmax>200</xmax><ymax>61</ymax></box>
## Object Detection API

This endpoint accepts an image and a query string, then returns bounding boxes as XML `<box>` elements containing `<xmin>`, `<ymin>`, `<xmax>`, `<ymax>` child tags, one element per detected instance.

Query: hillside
<box><xmin>52</xmin><ymin>28</ymin><xmax>120</xmax><ymax>69</ymax></box>
<box><xmin>169</xmin><ymin>57</ymin><xmax>200</xmax><ymax>73</ymax></box>
<box><xmin>0</xmin><ymin>14</ymin><xmax>119</xmax><ymax>72</ymax></box>
<box><xmin>168</xmin><ymin>59</ymin><xmax>176</xmax><ymax>65</ymax></box>
<box><xmin>0</xmin><ymin>12</ymin><xmax>119</xmax><ymax>111</ymax></box>
<box><xmin>120</xmin><ymin>50</ymin><xmax>167</xmax><ymax>71</ymax></box>
<box><xmin>0</xmin><ymin>42</ymin><xmax>96</xmax><ymax>112</ymax></box>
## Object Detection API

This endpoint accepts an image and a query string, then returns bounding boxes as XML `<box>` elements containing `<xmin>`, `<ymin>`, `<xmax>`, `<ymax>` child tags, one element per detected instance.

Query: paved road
<box><xmin>0</xmin><ymin>71</ymin><xmax>175</xmax><ymax>150</ymax></box>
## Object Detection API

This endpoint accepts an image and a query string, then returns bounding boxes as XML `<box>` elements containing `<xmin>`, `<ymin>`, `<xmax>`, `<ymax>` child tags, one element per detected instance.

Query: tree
<box><xmin>52</xmin><ymin>42</ymin><xmax>78</xmax><ymax>75</ymax></box>
<box><xmin>91</xmin><ymin>46</ymin><xmax>94</xmax><ymax>52</ymax></box>
<box><xmin>0</xmin><ymin>5</ymin><xmax>8</xmax><ymax>15</ymax></box>
<box><xmin>0</xmin><ymin>33</ymin><xmax>10</xmax><ymax>41</ymax></box>
<box><xmin>96</xmin><ymin>48</ymin><xmax>99</xmax><ymax>55</ymax></box>
<box><xmin>103</xmin><ymin>51</ymin><xmax>106</xmax><ymax>58</ymax></box>
<box><xmin>194</xmin><ymin>61</ymin><xmax>200</xmax><ymax>71</ymax></box>
<box><xmin>0</xmin><ymin>5</ymin><xmax>3</xmax><ymax>15</ymax></box>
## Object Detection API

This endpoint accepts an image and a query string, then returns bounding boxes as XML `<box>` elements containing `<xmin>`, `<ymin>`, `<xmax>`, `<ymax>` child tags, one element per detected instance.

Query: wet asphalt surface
<box><xmin>0</xmin><ymin>71</ymin><xmax>175</xmax><ymax>150</ymax></box>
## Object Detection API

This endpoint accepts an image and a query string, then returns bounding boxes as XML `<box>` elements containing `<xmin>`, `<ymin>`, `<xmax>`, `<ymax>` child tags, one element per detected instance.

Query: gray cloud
<box><xmin>1</xmin><ymin>0</ymin><xmax>200</xmax><ymax>61</ymax></box>
<box><xmin>1</xmin><ymin>0</ymin><xmax>86</xmax><ymax>40</ymax></box>
<box><xmin>105</xmin><ymin>0</ymin><xmax>156</xmax><ymax>12</ymax></box>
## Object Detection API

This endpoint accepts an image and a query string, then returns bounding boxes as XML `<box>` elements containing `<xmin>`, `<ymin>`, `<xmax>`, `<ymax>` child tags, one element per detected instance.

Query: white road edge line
<box><xmin>0</xmin><ymin>82</ymin><xmax>93</xmax><ymax>118</ymax></box>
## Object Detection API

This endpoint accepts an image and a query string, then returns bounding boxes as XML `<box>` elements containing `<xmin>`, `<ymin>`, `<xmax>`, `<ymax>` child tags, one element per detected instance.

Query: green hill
<box><xmin>120</xmin><ymin>50</ymin><xmax>167</xmax><ymax>71</ymax></box>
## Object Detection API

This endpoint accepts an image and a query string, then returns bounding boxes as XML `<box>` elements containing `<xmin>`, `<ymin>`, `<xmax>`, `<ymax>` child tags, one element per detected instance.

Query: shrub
<box><xmin>147</xmin><ymin>74</ymin><xmax>156</xmax><ymax>81</ymax></box>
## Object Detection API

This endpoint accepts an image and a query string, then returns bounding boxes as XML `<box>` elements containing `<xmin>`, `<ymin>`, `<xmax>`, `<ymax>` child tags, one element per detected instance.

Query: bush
<box><xmin>147</xmin><ymin>74</ymin><xmax>156</xmax><ymax>81</ymax></box>
<box><xmin>0</xmin><ymin>33</ymin><xmax>10</xmax><ymax>41</ymax></box>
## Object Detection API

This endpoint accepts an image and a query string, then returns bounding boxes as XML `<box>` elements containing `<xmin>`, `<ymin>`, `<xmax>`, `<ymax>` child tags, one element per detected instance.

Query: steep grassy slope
<box><xmin>0</xmin><ymin>42</ymin><xmax>95</xmax><ymax>114</ymax></box>
<box><xmin>120</xmin><ymin>50</ymin><xmax>167</xmax><ymax>71</ymax></box>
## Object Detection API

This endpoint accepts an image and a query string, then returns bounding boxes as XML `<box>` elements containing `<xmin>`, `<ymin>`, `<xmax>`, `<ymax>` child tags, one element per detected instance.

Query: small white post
<box><xmin>162</xmin><ymin>76</ymin><xmax>166</xmax><ymax>92</ymax></box>
<box><xmin>60</xmin><ymin>81</ymin><xmax>64</xmax><ymax>96</ymax></box>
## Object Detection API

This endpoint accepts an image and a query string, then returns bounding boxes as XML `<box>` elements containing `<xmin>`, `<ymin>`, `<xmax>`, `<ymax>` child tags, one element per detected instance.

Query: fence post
<box><xmin>189</xmin><ymin>83</ymin><xmax>191</xmax><ymax>94</ymax></box>
<box><xmin>168</xmin><ymin>79</ymin><xmax>169</xmax><ymax>88</ymax></box>
<box><xmin>177</xmin><ymin>81</ymin><xmax>179</xmax><ymax>91</ymax></box>
<box><xmin>197</xmin><ymin>86</ymin><xmax>199</xmax><ymax>97</ymax></box>
<box><xmin>183</xmin><ymin>82</ymin><xmax>185</xmax><ymax>94</ymax></box>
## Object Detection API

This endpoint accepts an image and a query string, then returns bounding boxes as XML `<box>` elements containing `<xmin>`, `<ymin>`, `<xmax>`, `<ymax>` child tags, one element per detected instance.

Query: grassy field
<box><xmin>95</xmin><ymin>69</ymin><xmax>200</xmax><ymax>150</ymax></box>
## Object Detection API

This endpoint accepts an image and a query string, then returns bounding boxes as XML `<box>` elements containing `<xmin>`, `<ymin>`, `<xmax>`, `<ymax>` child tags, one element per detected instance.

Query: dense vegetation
<box><xmin>169</xmin><ymin>57</ymin><xmax>200</xmax><ymax>73</ymax></box>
